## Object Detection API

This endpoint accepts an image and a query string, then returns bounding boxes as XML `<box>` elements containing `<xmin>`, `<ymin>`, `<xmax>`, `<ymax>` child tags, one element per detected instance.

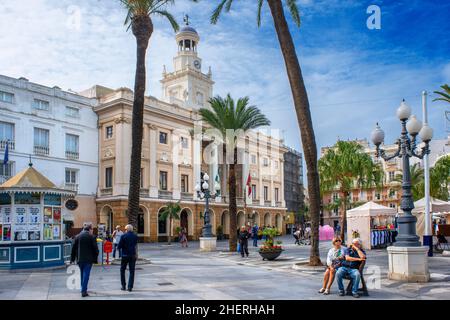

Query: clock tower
<box><xmin>161</xmin><ymin>17</ymin><xmax>214</xmax><ymax>109</ymax></box>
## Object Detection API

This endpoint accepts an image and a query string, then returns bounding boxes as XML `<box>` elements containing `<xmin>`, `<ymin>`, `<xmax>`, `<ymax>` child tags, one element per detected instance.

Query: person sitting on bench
<box><xmin>336</xmin><ymin>238</ymin><xmax>366</xmax><ymax>298</ymax></box>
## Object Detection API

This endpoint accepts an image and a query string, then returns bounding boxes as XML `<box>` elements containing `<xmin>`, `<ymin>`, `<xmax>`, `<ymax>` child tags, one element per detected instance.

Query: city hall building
<box><xmin>81</xmin><ymin>24</ymin><xmax>289</xmax><ymax>242</ymax></box>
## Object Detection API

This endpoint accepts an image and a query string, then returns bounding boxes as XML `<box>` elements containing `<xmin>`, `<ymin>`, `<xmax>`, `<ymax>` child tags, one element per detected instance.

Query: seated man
<box><xmin>336</xmin><ymin>238</ymin><xmax>366</xmax><ymax>298</ymax></box>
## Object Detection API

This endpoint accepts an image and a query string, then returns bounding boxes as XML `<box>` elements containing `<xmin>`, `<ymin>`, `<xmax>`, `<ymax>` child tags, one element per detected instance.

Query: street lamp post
<box><xmin>195</xmin><ymin>173</ymin><xmax>220</xmax><ymax>246</ymax></box>
<box><xmin>371</xmin><ymin>99</ymin><xmax>433</xmax><ymax>282</ymax></box>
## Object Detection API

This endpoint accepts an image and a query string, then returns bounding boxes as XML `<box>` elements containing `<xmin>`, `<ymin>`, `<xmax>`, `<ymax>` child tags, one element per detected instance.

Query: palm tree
<box><xmin>206</xmin><ymin>0</ymin><xmax>322</xmax><ymax>265</ymax></box>
<box><xmin>430</xmin><ymin>155</ymin><xmax>450</xmax><ymax>201</ymax></box>
<box><xmin>394</xmin><ymin>163</ymin><xmax>424</xmax><ymax>201</ymax></box>
<box><xmin>199</xmin><ymin>94</ymin><xmax>270</xmax><ymax>251</ymax></box>
<box><xmin>319</xmin><ymin>141</ymin><xmax>383</xmax><ymax>242</ymax></box>
<box><xmin>159</xmin><ymin>202</ymin><xmax>181</xmax><ymax>245</ymax></box>
<box><xmin>433</xmin><ymin>84</ymin><xmax>450</xmax><ymax>104</ymax></box>
<box><xmin>120</xmin><ymin>0</ymin><xmax>179</xmax><ymax>229</ymax></box>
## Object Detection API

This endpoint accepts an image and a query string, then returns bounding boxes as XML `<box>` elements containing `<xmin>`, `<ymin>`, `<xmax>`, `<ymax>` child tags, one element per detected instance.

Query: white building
<box><xmin>0</xmin><ymin>75</ymin><xmax>98</xmax><ymax>228</ymax></box>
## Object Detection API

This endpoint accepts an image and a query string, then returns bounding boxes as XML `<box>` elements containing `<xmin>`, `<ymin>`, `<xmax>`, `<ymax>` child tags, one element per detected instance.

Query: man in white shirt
<box><xmin>112</xmin><ymin>225</ymin><xmax>124</xmax><ymax>259</ymax></box>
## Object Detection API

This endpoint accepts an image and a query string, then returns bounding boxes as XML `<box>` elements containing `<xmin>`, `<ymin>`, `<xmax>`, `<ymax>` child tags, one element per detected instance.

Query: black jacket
<box><xmin>71</xmin><ymin>230</ymin><xmax>99</xmax><ymax>264</ymax></box>
<box><xmin>238</xmin><ymin>231</ymin><xmax>251</xmax><ymax>244</ymax></box>
<box><xmin>118</xmin><ymin>231</ymin><xmax>138</xmax><ymax>257</ymax></box>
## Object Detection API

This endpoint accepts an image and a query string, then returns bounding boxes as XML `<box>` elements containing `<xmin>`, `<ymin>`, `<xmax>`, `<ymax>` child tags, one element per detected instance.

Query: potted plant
<box><xmin>216</xmin><ymin>225</ymin><xmax>223</xmax><ymax>240</ymax></box>
<box><xmin>259</xmin><ymin>227</ymin><xmax>283</xmax><ymax>261</ymax></box>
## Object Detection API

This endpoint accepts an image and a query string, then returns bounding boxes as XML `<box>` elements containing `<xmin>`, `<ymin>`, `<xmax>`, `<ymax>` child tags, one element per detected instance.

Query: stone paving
<box><xmin>1</xmin><ymin>236</ymin><xmax>449</xmax><ymax>300</ymax></box>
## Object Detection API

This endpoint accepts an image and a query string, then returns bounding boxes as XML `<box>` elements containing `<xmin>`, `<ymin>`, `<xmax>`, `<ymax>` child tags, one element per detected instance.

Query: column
<box><xmin>172</xmin><ymin>131</ymin><xmax>181</xmax><ymax>200</ymax></box>
<box><xmin>212</xmin><ymin>143</ymin><xmax>221</xmax><ymax>202</ymax></box>
<box><xmin>114</xmin><ymin>117</ymin><xmax>131</xmax><ymax>195</ymax></box>
<box><xmin>281</xmin><ymin>159</ymin><xmax>285</xmax><ymax>207</ymax></box>
<box><xmin>242</xmin><ymin>149</ymin><xmax>250</xmax><ymax>205</ymax></box>
<box><xmin>259</xmin><ymin>153</ymin><xmax>264</xmax><ymax>206</ymax></box>
<box><xmin>148</xmin><ymin>125</ymin><xmax>158</xmax><ymax>198</ymax></box>
<box><xmin>193</xmin><ymin>134</ymin><xmax>201</xmax><ymax>200</ymax></box>
<box><xmin>270</xmin><ymin>161</ymin><xmax>275</xmax><ymax>207</ymax></box>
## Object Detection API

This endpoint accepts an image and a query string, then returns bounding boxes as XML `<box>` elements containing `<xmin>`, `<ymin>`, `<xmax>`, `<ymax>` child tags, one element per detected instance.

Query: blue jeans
<box><xmin>113</xmin><ymin>243</ymin><xmax>122</xmax><ymax>258</ymax></box>
<box><xmin>253</xmin><ymin>238</ymin><xmax>258</xmax><ymax>247</ymax></box>
<box><xmin>336</xmin><ymin>267</ymin><xmax>361</xmax><ymax>294</ymax></box>
<box><xmin>78</xmin><ymin>263</ymin><xmax>93</xmax><ymax>294</ymax></box>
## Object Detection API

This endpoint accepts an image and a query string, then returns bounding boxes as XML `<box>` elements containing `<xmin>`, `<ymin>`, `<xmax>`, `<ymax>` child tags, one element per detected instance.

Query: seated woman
<box><xmin>319</xmin><ymin>237</ymin><xmax>345</xmax><ymax>295</ymax></box>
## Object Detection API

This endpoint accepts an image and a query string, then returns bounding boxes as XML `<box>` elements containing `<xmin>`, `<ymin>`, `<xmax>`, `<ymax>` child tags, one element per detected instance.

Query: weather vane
<box><xmin>183</xmin><ymin>14</ymin><xmax>190</xmax><ymax>26</ymax></box>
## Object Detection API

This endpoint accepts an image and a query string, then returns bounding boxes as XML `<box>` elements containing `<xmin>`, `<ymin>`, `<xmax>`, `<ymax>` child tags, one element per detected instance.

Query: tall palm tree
<box><xmin>120</xmin><ymin>0</ymin><xmax>179</xmax><ymax>229</ymax></box>
<box><xmin>159</xmin><ymin>202</ymin><xmax>181</xmax><ymax>245</ymax></box>
<box><xmin>319</xmin><ymin>141</ymin><xmax>383</xmax><ymax>242</ymax></box>
<box><xmin>206</xmin><ymin>0</ymin><xmax>322</xmax><ymax>265</ymax></box>
<box><xmin>394</xmin><ymin>163</ymin><xmax>424</xmax><ymax>201</ymax></box>
<box><xmin>433</xmin><ymin>84</ymin><xmax>450</xmax><ymax>104</ymax></box>
<box><xmin>199</xmin><ymin>94</ymin><xmax>270</xmax><ymax>251</ymax></box>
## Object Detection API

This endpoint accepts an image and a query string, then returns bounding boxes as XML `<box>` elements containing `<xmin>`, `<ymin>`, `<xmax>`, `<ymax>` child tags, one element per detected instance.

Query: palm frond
<box><xmin>152</xmin><ymin>9</ymin><xmax>179</xmax><ymax>31</ymax></box>
<box><xmin>256</xmin><ymin>0</ymin><xmax>264</xmax><ymax>27</ymax></box>
<box><xmin>286</xmin><ymin>0</ymin><xmax>301</xmax><ymax>27</ymax></box>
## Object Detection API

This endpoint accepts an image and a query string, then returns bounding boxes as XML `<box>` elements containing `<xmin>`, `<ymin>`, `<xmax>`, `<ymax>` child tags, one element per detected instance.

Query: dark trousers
<box><xmin>78</xmin><ymin>263</ymin><xmax>92</xmax><ymax>294</ymax></box>
<box><xmin>253</xmin><ymin>238</ymin><xmax>258</xmax><ymax>247</ymax></box>
<box><xmin>113</xmin><ymin>243</ymin><xmax>122</xmax><ymax>258</ymax></box>
<box><xmin>240</xmin><ymin>241</ymin><xmax>249</xmax><ymax>257</ymax></box>
<box><xmin>120</xmin><ymin>255</ymin><xmax>137</xmax><ymax>289</ymax></box>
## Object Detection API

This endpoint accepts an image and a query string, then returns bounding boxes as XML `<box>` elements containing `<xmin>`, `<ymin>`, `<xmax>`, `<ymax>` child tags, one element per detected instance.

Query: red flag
<box><xmin>246</xmin><ymin>173</ymin><xmax>252</xmax><ymax>197</ymax></box>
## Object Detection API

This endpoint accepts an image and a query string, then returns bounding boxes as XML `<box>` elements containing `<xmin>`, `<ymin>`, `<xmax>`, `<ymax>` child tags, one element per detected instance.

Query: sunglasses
<box><xmin>334</xmin><ymin>240</ymin><xmax>342</xmax><ymax>243</ymax></box>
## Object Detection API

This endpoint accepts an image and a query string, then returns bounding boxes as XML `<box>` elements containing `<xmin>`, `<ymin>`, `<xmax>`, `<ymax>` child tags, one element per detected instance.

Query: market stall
<box><xmin>412</xmin><ymin>197</ymin><xmax>450</xmax><ymax>237</ymax></box>
<box><xmin>0</xmin><ymin>164</ymin><xmax>75</xmax><ymax>269</ymax></box>
<box><xmin>346</xmin><ymin>201</ymin><xmax>397</xmax><ymax>250</ymax></box>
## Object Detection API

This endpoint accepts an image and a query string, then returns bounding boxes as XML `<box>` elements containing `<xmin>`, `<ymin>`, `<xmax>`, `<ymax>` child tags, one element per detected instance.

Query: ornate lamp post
<box><xmin>195</xmin><ymin>173</ymin><xmax>220</xmax><ymax>240</ymax></box>
<box><xmin>371</xmin><ymin>99</ymin><xmax>433</xmax><ymax>282</ymax></box>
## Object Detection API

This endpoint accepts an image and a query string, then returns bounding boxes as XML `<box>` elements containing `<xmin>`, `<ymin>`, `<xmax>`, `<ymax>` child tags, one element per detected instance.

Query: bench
<box><xmin>343</xmin><ymin>260</ymin><xmax>369</xmax><ymax>296</ymax></box>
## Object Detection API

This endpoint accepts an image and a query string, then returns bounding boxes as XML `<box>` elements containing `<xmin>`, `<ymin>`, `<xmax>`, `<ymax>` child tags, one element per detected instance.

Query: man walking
<box><xmin>251</xmin><ymin>223</ymin><xmax>259</xmax><ymax>247</ymax></box>
<box><xmin>70</xmin><ymin>223</ymin><xmax>99</xmax><ymax>298</ymax></box>
<box><xmin>118</xmin><ymin>224</ymin><xmax>138</xmax><ymax>292</ymax></box>
<box><xmin>112</xmin><ymin>225</ymin><xmax>124</xmax><ymax>259</ymax></box>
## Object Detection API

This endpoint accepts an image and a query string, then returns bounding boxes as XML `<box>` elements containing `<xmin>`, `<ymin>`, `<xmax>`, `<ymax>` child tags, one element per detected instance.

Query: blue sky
<box><xmin>0</xmin><ymin>0</ymin><xmax>449</xmax><ymax>155</ymax></box>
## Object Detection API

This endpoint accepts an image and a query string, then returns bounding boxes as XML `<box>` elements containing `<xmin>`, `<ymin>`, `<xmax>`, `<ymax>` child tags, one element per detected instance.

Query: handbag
<box><xmin>331</xmin><ymin>259</ymin><xmax>342</xmax><ymax>269</ymax></box>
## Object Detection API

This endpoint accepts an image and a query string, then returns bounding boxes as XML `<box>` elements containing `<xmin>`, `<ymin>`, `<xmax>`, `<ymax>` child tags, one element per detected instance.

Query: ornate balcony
<box><xmin>181</xmin><ymin>192</ymin><xmax>193</xmax><ymax>201</ymax></box>
<box><xmin>158</xmin><ymin>190</ymin><xmax>173</xmax><ymax>199</ymax></box>
<box><xmin>0</xmin><ymin>140</ymin><xmax>14</xmax><ymax>150</ymax></box>
<box><xmin>65</xmin><ymin>151</ymin><xmax>79</xmax><ymax>160</ymax></box>
<box><xmin>140</xmin><ymin>188</ymin><xmax>149</xmax><ymax>197</ymax></box>
<box><xmin>34</xmin><ymin>145</ymin><xmax>49</xmax><ymax>156</ymax></box>
<box><xmin>65</xmin><ymin>183</ymin><xmax>79</xmax><ymax>192</ymax></box>
<box><xmin>100</xmin><ymin>188</ymin><xmax>113</xmax><ymax>196</ymax></box>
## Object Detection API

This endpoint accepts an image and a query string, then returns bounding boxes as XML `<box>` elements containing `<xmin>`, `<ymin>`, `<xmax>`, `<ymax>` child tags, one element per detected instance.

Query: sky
<box><xmin>0</xmin><ymin>0</ymin><xmax>449</xmax><ymax>157</ymax></box>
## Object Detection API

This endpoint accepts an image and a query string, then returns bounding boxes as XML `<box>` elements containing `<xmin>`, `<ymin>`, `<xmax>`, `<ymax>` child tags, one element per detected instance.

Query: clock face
<box><xmin>194</xmin><ymin>60</ymin><xmax>201</xmax><ymax>69</ymax></box>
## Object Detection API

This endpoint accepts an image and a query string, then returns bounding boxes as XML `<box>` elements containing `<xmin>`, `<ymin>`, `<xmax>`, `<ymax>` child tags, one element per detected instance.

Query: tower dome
<box><xmin>176</xmin><ymin>15</ymin><xmax>199</xmax><ymax>53</ymax></box>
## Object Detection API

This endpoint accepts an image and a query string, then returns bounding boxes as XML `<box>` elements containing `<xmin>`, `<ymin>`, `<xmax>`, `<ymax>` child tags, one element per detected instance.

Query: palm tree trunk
<box><xmin>340</xmin><ymin>191</ymin><xmax>347</xmax><ymax>243</ymax></box>
<box><xmin>127</xmin><ymin>16</ymin><xmax>153</xmax><ymax>230</ymax></box>
<box><xmin>168</xmin><ymin>218</ymin><xmax>172</xmax><ymax>245</ymax></box>
<box><xmin>267</xmin><ymin>0</ymin><xmax>322</xmax><ymax>265</ymax></box>
<box><xmin>228</xmin><ymin>148</ymin><xmax>238</xmax><ymax>252</ymax></box>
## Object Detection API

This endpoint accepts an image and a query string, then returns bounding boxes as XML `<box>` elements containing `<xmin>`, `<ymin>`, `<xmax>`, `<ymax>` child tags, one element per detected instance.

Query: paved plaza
<box><xmin>1</xmin><ymin>236</ymin><xmax>450</xmax><ymax>300</ymax></box>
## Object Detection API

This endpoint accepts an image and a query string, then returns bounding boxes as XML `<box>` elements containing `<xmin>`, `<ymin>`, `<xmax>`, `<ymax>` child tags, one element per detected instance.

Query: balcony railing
<box><xmin>159</xmin><ymin>190</ymin><xmax>173</xmax><ymax>199</ymax></box>
<box><xmin>181</xmin><ymin>192</ymin><xmax>193</xmax><ymax>201</ymax></box>
<box><xmin>276</xmin><ymin>201</ymin><xmax>282</xmax><ymax>207</ymax></box>
<box><xmin>236</xmin><ymin>197</ymin><xmax>244</xmax><ymax>206</ymax></box>
<box><xmin>264</xmin><ymin>200</ymin><xmax>271</xmax><ymax>207</ymax></box>
<box><xmin>65</xmin><ymin>183</ymin><xmax>79</xmax><ymax>192</ymax></box>
<box><xmin>140</xmin><ymin>188</ymin><xmax>149</xmax><ymax>197</ymax></box>
<box><xmin>65</xmin><ymin>151</ymin><xmax>79</xmax><ymax>160</ymax></box>
<box><xmin>100</xmin><ymin>188</ymin><xmax>113</xmax><ymax>196</ymax></box>
<box><xmin>0</xmin><ymin>140</ymin><xmax>15</xmax><ymax>150</ymax></box>
<box><xmin>34</xmin><ymin>145</ymin><xmax>49</xmax><ymax>156</ymax></box>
